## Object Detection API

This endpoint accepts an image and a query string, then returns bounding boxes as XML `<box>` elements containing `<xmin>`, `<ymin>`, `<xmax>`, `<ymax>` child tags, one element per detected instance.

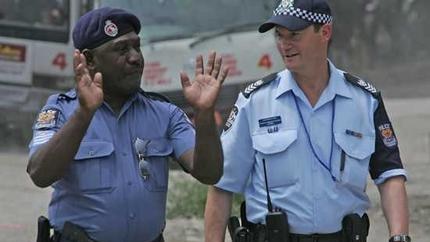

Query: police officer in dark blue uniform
<box><xmin>205</xmin><ymin>1</ymin><xmax>410</xmax><ymax>242</ymax></box>
<box><xmin>27</xmin><ymin>7</ymin><xmax>229</xmax><ymax>242</ymax></box>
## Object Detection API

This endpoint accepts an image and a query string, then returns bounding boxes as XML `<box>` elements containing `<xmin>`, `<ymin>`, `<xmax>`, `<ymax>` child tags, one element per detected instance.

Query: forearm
<box><xmin>205</xmin><ymin>186</ymin><xmax>233</xmax><ymax>242</ymax></box>
<box><xmin>378</xmin><ymin>176</ymin><xmax>409</xmax><ymax>236</ymax></box>
<box><xmin>27</xmin><ymin>107</ymin><xmax>95</xmax><ymax>187</ymax></box>
<box><xmin>191</xmin><ymin>108</ymin><xmax>223</xmax><ymax>184</ymax></box>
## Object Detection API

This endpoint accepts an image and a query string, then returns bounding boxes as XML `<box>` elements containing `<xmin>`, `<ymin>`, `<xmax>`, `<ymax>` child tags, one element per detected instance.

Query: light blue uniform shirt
<box><xmin>29</xmin><ymin>89</ymin><xmax>195</xmax><ymax>242</ymax></box>
<box><xmin>216</xmin><ymin>61</ymin><xmax>407</xmax><ymax>234</ymax></box>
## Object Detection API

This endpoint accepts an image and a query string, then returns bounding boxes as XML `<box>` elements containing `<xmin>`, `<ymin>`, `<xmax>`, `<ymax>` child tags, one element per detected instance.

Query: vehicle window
<box><xmin>98</xmin><ymin>0</ymin><xmax>278</xmax><ymax>42</ymax></box>
<box><xmin>0</xmin><ymin>0</ymin><xmax>70</xmax><ymax>42</ymax></box>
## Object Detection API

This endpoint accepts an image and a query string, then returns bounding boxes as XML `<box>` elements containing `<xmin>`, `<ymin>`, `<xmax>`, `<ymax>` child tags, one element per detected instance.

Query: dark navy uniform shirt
<box><xmin>29</xmin><ymin>89</ymin><xmax>195</xmax><ymax>242</ymax></box>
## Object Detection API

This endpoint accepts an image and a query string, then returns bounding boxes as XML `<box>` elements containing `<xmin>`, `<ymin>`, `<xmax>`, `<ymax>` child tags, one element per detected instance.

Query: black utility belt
<box><xmin>247</xmin><ymin>213</ymin><xmax>369</xmax><ymax>242</ymax></box>
<box><xmin>249</xmin><ymin>223</ymin><xmax>343</xmax><ymax>242</ymax></box>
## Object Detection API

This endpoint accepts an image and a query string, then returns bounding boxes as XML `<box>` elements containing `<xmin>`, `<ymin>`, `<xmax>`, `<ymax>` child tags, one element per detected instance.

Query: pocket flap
<box><xmin>75</xmin><ymin>141</ymin><xmax>114</xmax><ymax>160</ymax></box>
<box><xmin>334</xmin><ymin>132</ymin><xmax>375</xmax><ymax>159</ymax></box>
<box><xmin>252</xmin><ymin>130</ymin><xmax>297</xmax><ymax>154</ymax></box>
<box><xmin>135</xmin><ymin>138</ymin><xmax>173</xmax><ymax>157</ymax></box>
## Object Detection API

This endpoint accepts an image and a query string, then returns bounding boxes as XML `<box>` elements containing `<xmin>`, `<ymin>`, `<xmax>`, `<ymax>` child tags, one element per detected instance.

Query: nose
<box><xmin>127</xmin><ymin>48</ymin><xmax>143</xmax><ymax>66</ymax></box>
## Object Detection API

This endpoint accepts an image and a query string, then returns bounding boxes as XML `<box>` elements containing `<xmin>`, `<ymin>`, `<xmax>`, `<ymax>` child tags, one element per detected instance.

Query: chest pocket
<box><xmin>252</xmin><ymin>130</ymin><xmax>298</xmax><ymax>188</ymax></box>
<box><xmin>72</xmin><ymin>141</ymin><xmax>115</xmax><ymax>193</ymax></box>
<box><xmin>334</xmin><ymin>132</ymin><xmax>375</xmax><ymax>191</ymax></box>
<box><xmin>136</xmin><ymin>138</ymin><xmax>173</xmax><ymax>192</ymax></box>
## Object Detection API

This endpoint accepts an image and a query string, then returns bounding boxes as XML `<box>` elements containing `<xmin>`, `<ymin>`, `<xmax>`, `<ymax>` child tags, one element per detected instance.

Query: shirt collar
<box><xmin>102</xmin><ymin>91</ymin><xmax>140</xmax><ymax>117</ymax></box>
<box><xmin>275</xmin><ymin>60</ymin><xmax>353</xmax><ymax>100</ymax></box>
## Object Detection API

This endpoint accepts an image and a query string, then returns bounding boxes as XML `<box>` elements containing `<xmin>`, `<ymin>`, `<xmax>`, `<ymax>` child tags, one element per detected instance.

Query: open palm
<box><xmin>73</xmin><ymin>50</ymin><xmax>104</xmax><ymax>113</ymax></box>
<box><xmin>180</xmin><ymin>52</ymin><xmax>229</xmax><ymax>111</ymax></box>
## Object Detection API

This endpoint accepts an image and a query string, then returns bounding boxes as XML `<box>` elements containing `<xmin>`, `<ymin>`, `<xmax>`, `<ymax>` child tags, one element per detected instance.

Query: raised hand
<box><xmin>180</xmin><ymin>51</ymin><xmax>229</xmax><ymax>111</ymax></box>
<box><xmin>73</xmin><ymin>50</ymin><xmax>104</xmax><ymax>113</ymax></box>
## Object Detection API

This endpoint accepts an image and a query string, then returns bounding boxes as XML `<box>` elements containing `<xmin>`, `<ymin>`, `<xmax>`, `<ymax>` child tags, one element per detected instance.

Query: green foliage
<box><xmin>167</xmin><ymin>176</ymin><xmax>243</xmax><ymax>219</ymax></box>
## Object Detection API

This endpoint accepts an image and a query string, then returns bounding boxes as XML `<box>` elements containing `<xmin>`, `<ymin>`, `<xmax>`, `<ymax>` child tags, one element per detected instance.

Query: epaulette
<box><xmin>57</xmin><ymin>89</ymin><xmax>77</xmax><ymax>101</ymax></box>
<box><xmin>242</xmin><ymin>72</ymin><xmax>278</xmax><ymax>98</ymax></box>
<box><xmin>344</xmin><ymin>72</ymin><xmax>379</xmax><ymax>97</ymax></box>
<box><xmin>139</xmin><ymin>89</ymin><xmax>171</xmax><ymax>103</ymax></box>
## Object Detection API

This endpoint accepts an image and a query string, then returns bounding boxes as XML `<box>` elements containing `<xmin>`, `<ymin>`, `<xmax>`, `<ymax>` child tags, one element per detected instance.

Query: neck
<box><xmin>292</xmin><ymin>60</ymin><xmax>330</xmax><ymax>107</ymax></box>
<box><xmin>104</xmin><ymin>93</ymin><xmax>130</xmax><ymax>116</ymax></box>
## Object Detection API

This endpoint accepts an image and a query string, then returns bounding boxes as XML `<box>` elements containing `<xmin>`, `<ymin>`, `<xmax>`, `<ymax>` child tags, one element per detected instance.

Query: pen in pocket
<box><xmin>340</xmin><ymin>149</ymin><xmax>346</xmax><ymax>172</ymax></box>
<box><xmin>339</xmin><ymin>150</ymin><xmax>346</xmax><ymax>182</ymax></box>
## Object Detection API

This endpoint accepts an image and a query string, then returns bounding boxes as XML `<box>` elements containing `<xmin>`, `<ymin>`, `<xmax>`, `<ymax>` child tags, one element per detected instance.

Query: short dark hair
<box><xmin>313</xmin><ymin>24</ymin><xmax>324</xmax><ymax>32</ymax></box>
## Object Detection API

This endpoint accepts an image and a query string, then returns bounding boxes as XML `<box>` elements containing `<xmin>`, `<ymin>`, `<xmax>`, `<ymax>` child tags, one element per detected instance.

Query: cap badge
<box><xmin>104</xmin><ymin>20</ymin><xmax>118</xmax><ymax>37</ymax></box>
<box><xmin>281</xmin><ymin>0</ymin><xmax>294</xmax><ymax>9</ymax></box>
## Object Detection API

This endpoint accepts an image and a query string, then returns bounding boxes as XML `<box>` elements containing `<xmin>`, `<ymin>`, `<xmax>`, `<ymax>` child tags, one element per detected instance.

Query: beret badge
<box><xmin>104</xmin><ymin>20</ymin><xmax>118</xmax><ymax>37</ymax></box>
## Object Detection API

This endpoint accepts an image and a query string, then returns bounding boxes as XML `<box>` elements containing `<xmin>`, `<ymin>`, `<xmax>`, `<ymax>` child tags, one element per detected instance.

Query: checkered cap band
<box><xmin>274</xmin><ymin>5</ymin><xmax>333</xmax><ymax>24</ymax></box>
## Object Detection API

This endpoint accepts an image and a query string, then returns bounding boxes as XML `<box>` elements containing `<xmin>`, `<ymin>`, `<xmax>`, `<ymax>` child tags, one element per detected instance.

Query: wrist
<box><xmin>194</xmin><ymin>107</ymin><xmax>215</xmax><ymax>115</ymax></box>
<box><xmin>76</xmin><ymin>106</ymin><xmax>96</xmax><ymax>120</ymax></box>
<box><xmin>389</xmin><ymin>234</ymin><xmax>411</xmax><ymax>242</ymax></box>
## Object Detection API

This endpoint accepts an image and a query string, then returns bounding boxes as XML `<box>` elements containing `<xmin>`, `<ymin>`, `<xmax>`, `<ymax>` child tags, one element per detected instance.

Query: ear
<box><xmin>82</xmin><ymin>49</ymin><xmax>96</xmax><ymax>70</ymax></box>
<box><xmin>321</xmin><ymin>23</ymin><xmax>332</xmax><ymax>42</ymax></box>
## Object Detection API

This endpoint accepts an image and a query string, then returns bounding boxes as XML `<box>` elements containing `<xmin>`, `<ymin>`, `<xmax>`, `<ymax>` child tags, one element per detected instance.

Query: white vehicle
<box><xmin>103</xmin><ymin>0</ymin><xmax>283</xmax><ymax>116</ymax></box>
<box><xmin>0</xmin><ymin>0</ymin><xmax>283</xmax><ymax>143</ymax></box>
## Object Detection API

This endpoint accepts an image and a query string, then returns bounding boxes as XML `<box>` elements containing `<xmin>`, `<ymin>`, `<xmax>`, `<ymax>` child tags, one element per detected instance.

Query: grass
<box><xmin>166</xmin><ymin>173</ymin><xmax>243</xmax><ymax>219</ymax></box>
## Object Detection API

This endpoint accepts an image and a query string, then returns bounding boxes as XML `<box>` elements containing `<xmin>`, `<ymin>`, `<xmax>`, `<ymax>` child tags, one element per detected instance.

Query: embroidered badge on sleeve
<box><xmin>378</xmin><ymin>123</ymin><xmax>397</xmax><ymax>147</ymax></box>
<box><xmin>223</xmin><ymin>106</ymin><xmax>238</xmax><ymax>132</ymax></box>
<box><xmin>35</xmin><ymin>109</ymin><xmax>59</xmax><ymax>130</ymax></box>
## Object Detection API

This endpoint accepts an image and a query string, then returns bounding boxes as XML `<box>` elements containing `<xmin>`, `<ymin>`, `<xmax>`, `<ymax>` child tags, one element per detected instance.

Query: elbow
<box><xmin>192</xmin><ymin>168</ymin><xmax>223</xmax><ymax>185</ymax></box>
<box><xmin>26</xmin><ymin>165</ymin><xmax>53</xmax><ymax>188</ymax></box>
<box><xmin>197</xmin><ymin>176</ymin><xmax>221</xmax><ymax>185</ymax></box>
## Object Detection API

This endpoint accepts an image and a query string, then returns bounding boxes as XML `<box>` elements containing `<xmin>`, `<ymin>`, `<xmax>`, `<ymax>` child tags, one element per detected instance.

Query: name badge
<box><xmin>258</xmin><ymin>116</ymin><xmax>282</xmax><ymax>127</ymax></box>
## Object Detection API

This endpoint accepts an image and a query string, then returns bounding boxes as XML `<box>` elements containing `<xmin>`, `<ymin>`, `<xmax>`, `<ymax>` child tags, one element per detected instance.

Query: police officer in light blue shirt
<box><xmin>27</xmin><ymin>7</ymin><xmax>229</xmax><ymax>242</ymax></box>
<box><xmin>205</xmin><ymin>1</ymin><xmax>410</xmax><ymax>242</ymax></box>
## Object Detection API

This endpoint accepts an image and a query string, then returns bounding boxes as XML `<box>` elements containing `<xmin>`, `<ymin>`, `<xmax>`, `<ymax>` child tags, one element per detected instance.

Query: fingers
<box><xmin>193</xmin><ymin>52</ymin><xmax>228</xmax><ymax>84</ymax></box>
<box><xmin>211</xmin><ymin>56</ymin><xmax>222</xmax><ymax>79</ymax></box>
<box><xmin>218</xmin><ymin>67</ymin><xmax>230</xmax><ymax>85</ymax></box>
<box><xmin>180</xmin><ymin>71</ymin><xmax>191</xmax><ymax>88</ymax></box>
<box><xmin>204</xmin><ymin>51</ymin><xmax>216</xmax><ymax>76</ymax></box>
<box><xmin>195</xmin><ymin>55</ymin><xmax>204</xmax><ymax>77</ymax></box>
<box><xmin>73</xmin><ymin>50</ymin><xmax>81</xmax><ymax>70</ymax></box>
<box><xmin>74</xmin><ymin>50</ymin><xmax>92</xmax><ymax>86</ymax></box>
<box><xmin>93</xmin><ymin>72</ymin><xmax>103</xmax><ymax>89</ymax></box>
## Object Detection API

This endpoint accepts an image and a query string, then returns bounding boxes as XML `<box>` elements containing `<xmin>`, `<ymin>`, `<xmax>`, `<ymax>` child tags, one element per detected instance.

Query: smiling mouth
<box><xmin>286</xmin><ymin>53</ymin><xmax>299</xmax><ymax>58</ymax></box>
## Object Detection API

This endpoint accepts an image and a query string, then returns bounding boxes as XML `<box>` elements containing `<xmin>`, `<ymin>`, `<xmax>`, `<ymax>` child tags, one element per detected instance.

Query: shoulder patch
<box><xmin>344</xmin><ymin>72</ymin><xmax>379</xmax><ymax>96</ymax></box>
<box><xmin>223</xmin><ymin>105</ymin><xmax>238</xmax><ymax>132</ymax></box>
<box><xmin>242</xmin><ymin>72</ymin><xmax>278</xmax><ymax>98</ymax></box>
<box><xmin>34</xmin><ymin>108</ymin><xmax>59</xmax><ymax>130</ymax></box>
<box><xmin>378</xmin><ymin>123</ymin><xmax>397</xmax><ymax>148</ymax></box>
<box><xmin>139</xmin><ymin>89</ymin><xmax>171</xmax><ymax>103</ymax></box>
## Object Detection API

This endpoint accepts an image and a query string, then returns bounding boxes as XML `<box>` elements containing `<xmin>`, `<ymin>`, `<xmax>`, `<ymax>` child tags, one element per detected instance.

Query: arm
<box><xmin>377</xmin><ymin>176</ymin><xmax>409</xmax><ymax>237</ymax></box>
<box><xmin>27</xmin><ymin>107</ymin><xmax>95</xmax><ymax>187</ymax></box>
<box><xmin>205</xmin><ymin>186</ymin><xmax>233</xmax><ymax>242</ymax></box>
<box><xmin>178</xmin><ymin>108</ymin><xmax>223</xmax><ymax>184</ymax></box>
<box><xmin>178</xmin><ymin>51</ymin><xmax>229</xmax><ymax>184</ymax></box>
<box><xmin>27</xmin><ymin>50</ymin><xmax>103</xmax><ymax>187</ymax></box>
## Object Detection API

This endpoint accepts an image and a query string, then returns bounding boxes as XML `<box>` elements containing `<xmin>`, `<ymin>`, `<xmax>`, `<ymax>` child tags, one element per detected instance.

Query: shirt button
<box><xmin>127</xmin><ymin>181</ymin><xmax>132</xmax><ymax>186</ymax></box>
<box><xmin>122</xmin><ymin>152</ymin><xmax>127</xmax><ymax>156</ymax></box>
<box><xmin>88</xmin><ymin>150</ymin><xmax>95</xmax><ymax>156</ymax></box>
<box><xmin>129</xmin><ymin>213</ymin><xmax>135</xmax><ymax>219</ymax></box>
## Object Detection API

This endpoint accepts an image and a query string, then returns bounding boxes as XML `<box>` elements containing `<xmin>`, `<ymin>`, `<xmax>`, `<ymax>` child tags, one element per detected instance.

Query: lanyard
<box><xmin>293</xmin><ymin>94</ymin><xmax>336</xmax><ymax>181</ymax></box>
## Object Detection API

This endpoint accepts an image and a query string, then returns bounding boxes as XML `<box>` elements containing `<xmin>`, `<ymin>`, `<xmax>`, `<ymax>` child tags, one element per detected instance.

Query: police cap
<box><xmin>259</xmin><ymin>0</ymin><xmax>333</xmax><ymax>33</ymax></box>
<box><xmin>73</xmin><ymin>7</ymin><xmax>141</xmax><ymax>50</ymax></box>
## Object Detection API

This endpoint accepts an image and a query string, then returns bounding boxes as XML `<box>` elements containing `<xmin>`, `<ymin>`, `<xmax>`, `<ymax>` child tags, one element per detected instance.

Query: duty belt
<box><xmin>249</xmin><ymin>223</ymin><xmax>343</xmax><ymax>242</ymax></box>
